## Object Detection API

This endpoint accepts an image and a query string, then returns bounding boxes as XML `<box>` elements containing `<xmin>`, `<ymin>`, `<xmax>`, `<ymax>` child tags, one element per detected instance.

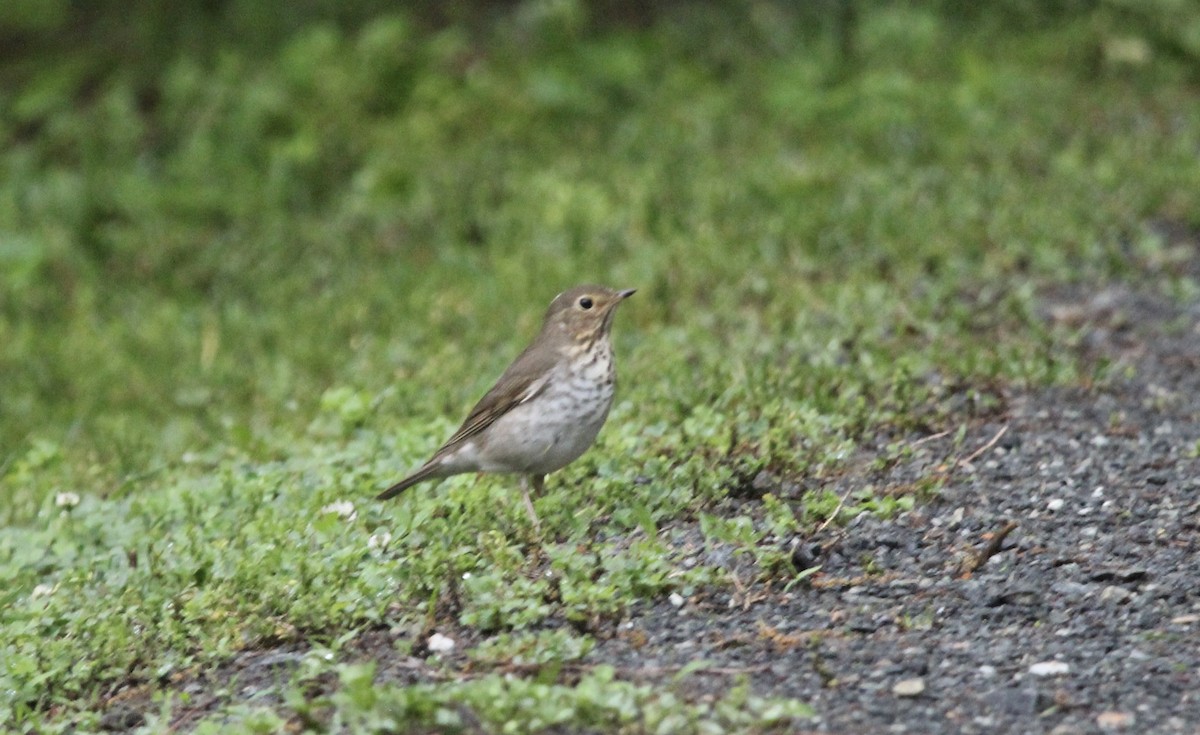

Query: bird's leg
<box><xmin>520</xmin><ymin>474</ymin><xmax>544</xmax><ymax>530</ymax></box>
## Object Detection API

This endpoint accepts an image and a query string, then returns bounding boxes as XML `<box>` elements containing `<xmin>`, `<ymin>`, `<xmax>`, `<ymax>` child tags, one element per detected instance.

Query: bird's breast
<box><xmin>477</xmin><ymin>346</ymin><xmax>616</xmax><ymax>474</ymax></box>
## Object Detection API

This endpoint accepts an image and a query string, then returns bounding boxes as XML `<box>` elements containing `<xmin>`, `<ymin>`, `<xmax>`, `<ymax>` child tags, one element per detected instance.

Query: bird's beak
<box><xmin>618</xmin><ymin>288</ymin><xmax>636</xmax><ymax>299</ymax></box>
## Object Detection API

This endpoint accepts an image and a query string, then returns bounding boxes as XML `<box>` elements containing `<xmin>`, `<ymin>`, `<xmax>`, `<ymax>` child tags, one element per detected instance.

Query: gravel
<box><xmin>588</xmin><ymin>280</ymin><xmax>1200</xmax><ymax>733</ymax></box>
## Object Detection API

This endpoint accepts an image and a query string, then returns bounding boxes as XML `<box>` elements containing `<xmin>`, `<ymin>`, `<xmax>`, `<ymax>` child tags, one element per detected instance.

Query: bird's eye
<box><xmin>578</xmin><ymin>297</ymin><xmax>594</xmax><ymax>310</ymax></box>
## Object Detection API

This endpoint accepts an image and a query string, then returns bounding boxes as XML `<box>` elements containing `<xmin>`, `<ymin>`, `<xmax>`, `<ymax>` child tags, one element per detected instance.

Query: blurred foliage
<box><xmin>2</xmin><ymin>0</ymin><xmax>1199</xmax><ymax>514</ymax></box>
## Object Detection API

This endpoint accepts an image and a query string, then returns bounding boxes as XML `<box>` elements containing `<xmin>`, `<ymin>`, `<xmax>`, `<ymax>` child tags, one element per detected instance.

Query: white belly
<box><xmin>476</xmin><ymin>352</ymin><xmax>615</xmax><ymax>475</ymax></box>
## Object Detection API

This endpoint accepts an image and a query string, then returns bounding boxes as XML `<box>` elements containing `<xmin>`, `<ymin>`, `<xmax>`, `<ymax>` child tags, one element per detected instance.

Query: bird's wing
<box><xmin>437</xmin><ymin>342</ymin><xmax>557</xmax><ymax>450</ymax></box>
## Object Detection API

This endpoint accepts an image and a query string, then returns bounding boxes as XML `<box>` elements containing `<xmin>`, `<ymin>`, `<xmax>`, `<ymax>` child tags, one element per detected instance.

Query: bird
<box><xmin>378</xmin><ymin>284</ymin><xmax>636</xmax><ymax>527</ymax></box>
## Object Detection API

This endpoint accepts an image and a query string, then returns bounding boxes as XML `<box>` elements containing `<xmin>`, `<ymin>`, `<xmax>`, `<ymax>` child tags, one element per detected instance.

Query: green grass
<box><xmin>2</xmin><ymin>2</ymin><xmax>1200</xmax><ymax>731</ymax></box>
<box><xmin>193</xmin><ymin>662</ymin><xmax>811</xmax><ymax>734</ymax></box>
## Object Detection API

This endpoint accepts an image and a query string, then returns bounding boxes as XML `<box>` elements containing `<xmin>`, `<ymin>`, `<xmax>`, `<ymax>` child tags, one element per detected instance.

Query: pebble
<box><xmin>893</xmin><ymin>678</ymin><xmax>925</xmax><ymax>697</ymax></box>
<box><xmin>1096</xmin><ymin>711</ymin><xmax>1135</xmax><ymax>730</ymax></box>
<box><xmin>98</xmin><ymin>705</ymin><xmax>144</xmax><ymax>732</ymax></box>
<box><xmin>791</xmin><ymin>541</ymin><xmax>821</xmax><ymax>569</ymax></box>
<box><xmin>977</xmin><ymin>665</ymin><xmax>997</xmax><ymax>678</ymax></box>
<box><xmin>319</xmin><ymin>500</ymin><xmax>357</xmax><ymax>520</ymax></box>
<box><xmin>1028</xmin><ymin>661</ymin><xmax>1070</xmax><ymax>677</ymax></box>
<box><xmin>1051</xmin><ymin>581</ymin><xmax>1091</xmax><ymax>599</ymax></box>
<box><xmin>1099</xmin><ymin>586</ymin><xmax>1133</xmax><ymax>604</ymax></box>
<box><xmin>669</xmin><ymin>592</ymin><xmax>685</xmax><ymax>608</ymax></box>
<box><xmin>1113</xmin><ymin>567</ymin><xmax>1148</xmax><ymax>582</ymax></box>
<box><xmin>1046</xmin><ymin>498</ymin><xmax>1065</xmax><ymax>511</ymax></box>
<box><xmin>427</xmin><ymin>633</ymin><xmax>455</xmax><ymax>653</ymax></box>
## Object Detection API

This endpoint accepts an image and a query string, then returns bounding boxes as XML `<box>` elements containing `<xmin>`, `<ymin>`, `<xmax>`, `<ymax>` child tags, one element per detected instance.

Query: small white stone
<box><xmin>1046</xmin><ymin>498</ymin><xmax>1065</xmax><ymax>511</ymax></box>
<box><xmin>669</xmin><ymin>592</ymin><xmax>685</xmax><ymax>608</ymax></box>
<box><xmin>978</xmin><ymin>665</ymin><xmax>997</xmax><ymax>678</ymax></box>
<box><xmin>892</xmin><ymin>678</ymin><xmax>925</xmax><ymax>697</ymax></box>
<box><xmin>1096</xmin><ymin>711</ymin><xmax>1135</xmax><ymax>730</ymax></box>
<box><xmin>1028</xmin><ymin>661</ymin><xmax>1070</xmax><ymax>677</ymax></box>
<box><xmin>320</xmin><ymin>500</ymin><xmax>357</xmax><ymax>520</ymax></box>
<box><xmin>1100</xmin><ymin>585</ymin><xmax>1133</xmax><ymax>604</ymax></box>
<box><xmin>427</xmin><ymin>633</ymin><xmax>455</xmax><ymax>653</ymax></box>
<box><xmin>55</xmin><ymin>492</ymin><xmax>81</xmax><ymax>509</ymax></box>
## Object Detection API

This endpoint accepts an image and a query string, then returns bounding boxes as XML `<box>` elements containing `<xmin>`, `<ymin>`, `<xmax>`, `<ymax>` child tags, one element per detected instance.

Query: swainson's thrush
<box><xmin>378</xmin><ymin>285</ymin><xmax>635</xmax><ymax>526</ymax></box>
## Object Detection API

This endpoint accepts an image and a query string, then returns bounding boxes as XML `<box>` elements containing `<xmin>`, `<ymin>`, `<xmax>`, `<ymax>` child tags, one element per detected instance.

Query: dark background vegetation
<box><xmin>3</xmin><ymin>0</ymin><xmax>1196</xmax><ymax>504</ymax></box>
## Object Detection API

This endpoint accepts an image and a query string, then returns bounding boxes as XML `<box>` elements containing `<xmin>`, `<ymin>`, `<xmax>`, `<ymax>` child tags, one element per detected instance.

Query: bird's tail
<box><xmin>377</xmin><ymin>462</ymin><xmax>443</xmax><ymax>500</ymax></box>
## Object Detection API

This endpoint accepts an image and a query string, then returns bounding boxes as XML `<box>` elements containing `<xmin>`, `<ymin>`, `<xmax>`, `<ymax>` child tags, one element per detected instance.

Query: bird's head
<box><xmin>541</xmin><ymin>284</ymin><xmax>636</xmax><ymax>342</ymax></box>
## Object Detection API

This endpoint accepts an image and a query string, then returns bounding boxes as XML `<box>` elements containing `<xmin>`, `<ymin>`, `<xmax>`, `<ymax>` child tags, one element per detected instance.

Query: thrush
<box><xmin>378</xmin><ymin>284</ymin><xmax>636</xmax><ymax>526</ymax></box>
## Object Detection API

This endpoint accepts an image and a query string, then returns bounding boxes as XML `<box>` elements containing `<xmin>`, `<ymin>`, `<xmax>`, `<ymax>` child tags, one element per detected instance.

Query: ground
<box><xmin>593</xmin><ymin>284</ymin><xmax>1200</xmax><ymax>735</ymax></box>
<box><xmin>93</xmin><ymin>231</ymin><xmax>1200</xmax><ymax>734</ymax></box>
